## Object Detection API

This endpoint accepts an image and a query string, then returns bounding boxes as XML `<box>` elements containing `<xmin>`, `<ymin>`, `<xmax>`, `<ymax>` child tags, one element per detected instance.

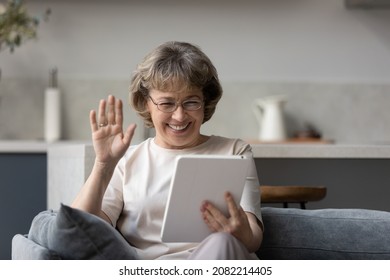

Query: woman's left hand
<box><xmin>200</xmin><ymin>192</ymin><xmax>254</xmax><ymax>251</ymax></box>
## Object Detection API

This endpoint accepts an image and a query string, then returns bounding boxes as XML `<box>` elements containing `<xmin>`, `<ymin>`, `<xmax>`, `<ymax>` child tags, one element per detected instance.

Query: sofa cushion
<box><xmin>258</xmin><ymin>207</ymin><xmax>390</xmax><ymax>260</ymax></box>
<box><xmin>12</xmin><ymin>234</ymin><xmax>61</xmax><ymax>260</ymax></box>
<box><xmin>28</xmin><ymin>204</ymin><xmax>138</xmax><ymax>260</ymax></box>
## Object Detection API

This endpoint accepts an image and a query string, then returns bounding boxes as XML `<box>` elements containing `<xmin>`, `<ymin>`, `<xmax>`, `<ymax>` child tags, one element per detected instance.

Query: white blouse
<box><xmin>102</xmin><ymin>135</ymin><xmax>262</xmax><ymax>260</ymax></box>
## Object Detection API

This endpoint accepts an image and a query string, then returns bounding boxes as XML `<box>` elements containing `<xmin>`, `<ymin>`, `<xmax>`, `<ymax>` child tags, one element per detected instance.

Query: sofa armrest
<box><xmin>12</xmin><ymin>234</ymin><xmax>61</xmax><ymax>260</ymax></box>
<box><xmin>257</xmin><ymin>207</ymin><xmax>390</xmax><ymax>260</ymax></box>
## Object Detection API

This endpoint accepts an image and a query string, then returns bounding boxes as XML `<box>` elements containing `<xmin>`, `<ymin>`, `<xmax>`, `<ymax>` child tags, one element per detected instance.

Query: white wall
<box><xmin>2</xmin><ymin>0</ymin><xmax>390</xmax><ymax>143</ymax></box>
<box><xmin>2</xmin><ymin>0</ymin><xmax>390</xmax><ymax>83</ymax></box>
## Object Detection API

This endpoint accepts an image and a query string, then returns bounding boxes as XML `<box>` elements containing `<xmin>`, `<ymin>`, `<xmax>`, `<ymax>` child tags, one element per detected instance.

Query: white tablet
<box><xmin>160</xmin><ymin>154</ymin><xmax>251</xmax><ymax>243</ymax></box>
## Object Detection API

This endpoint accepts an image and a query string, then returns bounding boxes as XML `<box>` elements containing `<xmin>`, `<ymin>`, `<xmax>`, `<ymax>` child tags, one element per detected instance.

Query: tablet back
<box><xmin>161</xmin><ymin>155</ymin><xmax>251</xmax><ymax>243</ymax></box>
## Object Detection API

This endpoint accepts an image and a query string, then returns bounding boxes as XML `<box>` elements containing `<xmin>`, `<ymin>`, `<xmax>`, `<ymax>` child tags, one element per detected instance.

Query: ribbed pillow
<box><xmin>28</xmin><ymin>204</ymin><xmax>138</xmax><ymax>260</ymax></box>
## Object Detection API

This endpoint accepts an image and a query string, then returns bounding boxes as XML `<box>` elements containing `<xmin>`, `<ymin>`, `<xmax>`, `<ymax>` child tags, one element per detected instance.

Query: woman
<box><xmin>72</xmin><ymin>41</ymin><xmax>263</xmax><ymax>260</ymax></box>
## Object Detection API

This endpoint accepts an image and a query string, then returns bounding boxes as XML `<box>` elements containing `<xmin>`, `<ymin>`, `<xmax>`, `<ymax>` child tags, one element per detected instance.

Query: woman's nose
<box><xmin>171</xmin><ymin>105</ymin><xmax>186</xmax><ymax>121</ymax></box>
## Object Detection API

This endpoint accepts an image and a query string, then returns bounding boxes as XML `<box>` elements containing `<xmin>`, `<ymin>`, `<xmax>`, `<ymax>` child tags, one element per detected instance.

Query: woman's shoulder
<box><xmin>209</xmin><ymin>135</ymin><xmax>249</xmax><ymax>146</ymax></box>
<box><xmin>207</xmin><ymin>135</ymin><xmax>252</xmax><ymax>155</ymax></box>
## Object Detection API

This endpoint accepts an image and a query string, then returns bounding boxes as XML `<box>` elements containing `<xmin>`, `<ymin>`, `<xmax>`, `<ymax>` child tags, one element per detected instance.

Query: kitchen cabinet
<box><xmin>0</xmin><ymin>152</ymin><xmax>47</xmax><ymax>260</ymax></box>
<box><xmin>0</xmin><ymin>140</ymin><xmax>89</xmax><ymax>259</ymax></box>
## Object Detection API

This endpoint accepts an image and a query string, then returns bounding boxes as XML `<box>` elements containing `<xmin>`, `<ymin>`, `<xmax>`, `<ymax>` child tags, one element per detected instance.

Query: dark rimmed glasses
<box><xmin>148</xmin><ymin>95</ymin><xmax>203</xmax><ymax>113</ymax></box>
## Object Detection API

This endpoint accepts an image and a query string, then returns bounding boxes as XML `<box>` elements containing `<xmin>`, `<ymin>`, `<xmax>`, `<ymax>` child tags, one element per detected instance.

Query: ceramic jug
<box><xmin>252</xmin><ymin>95</ymin><xmax>287</xmax><ymax>142</ymax></box>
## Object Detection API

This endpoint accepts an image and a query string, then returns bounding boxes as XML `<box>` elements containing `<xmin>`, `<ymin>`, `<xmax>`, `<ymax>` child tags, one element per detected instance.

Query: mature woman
<box><xmin>72</xmin><ymin>41</ymin><xmax>263</xmax><ymax>260</ymax></box>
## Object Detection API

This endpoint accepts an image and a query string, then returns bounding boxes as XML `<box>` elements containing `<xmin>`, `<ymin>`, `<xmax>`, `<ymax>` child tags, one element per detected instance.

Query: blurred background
<box><xmin>1</xmin><ymin>0</ymin><xmax>390</xmax><ymax>144</ymax></box>
<box><xmin>2</xmin><ymin>0</ymin><xmax>390</xmax><ymax>260</ymax></box>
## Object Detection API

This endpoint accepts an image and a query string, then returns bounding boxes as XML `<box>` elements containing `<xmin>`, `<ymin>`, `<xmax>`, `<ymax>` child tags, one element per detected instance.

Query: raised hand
<box><xmin>90</xmin><ymin>95</ymin><xmax>136</xmax><ymax>166</ymax></box>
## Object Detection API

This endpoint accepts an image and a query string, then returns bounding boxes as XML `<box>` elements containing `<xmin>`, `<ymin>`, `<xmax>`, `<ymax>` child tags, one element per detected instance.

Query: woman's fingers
<box><xmin>201</xmin><ymin>193</ymin><xmax>250</xmax><ymax>235</ymax></box>
<box><xmin>90</xmin><ymin>110</ymin><xmax>98</xmax><ymax>132</ymax></box>
<box><xmin>123</xmin><ymin>123</ymin><xmax>137</xmax><ymax>146</ymax></box>
<box><xmin>95</xmin><ymin>95</ymin><xmax>123</xmax><ymax>128</ymax></box>
<box><xmin>107</xmin><ymin>95</ymin><xmax>116</xmax><ymax>125</ymax></box>
<box><xmin>98</xmin><ymin>98</ymin><xmax>107</xmax><ymax>127</ymax></box>
<box><xmin>225</xmin><ymin>192</ymin><xmax>240</xmax><ymax>220</ymax></box>
<box><xmin>115</xmin><ymin>98</ymin><xmax>123</xmax><ymax>127</ymax></box>
<box><xmin>201</xmin><ymin>194</ymin><xmax>254</xmax><ymax>251</ymax></box>
<box><xmin>201</xmin><ymin>203</ymin><xmax>222</xmax><ymax>232</ymax></box>
<box><xmin>201</xmin><ymin>201</ymin><xmax>229</xmax><ymax>230</ymax></box>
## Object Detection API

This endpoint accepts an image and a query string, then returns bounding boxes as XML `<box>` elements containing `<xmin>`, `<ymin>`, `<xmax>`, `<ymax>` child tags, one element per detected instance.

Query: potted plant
<box><xmin>0</xmin><ymin>0</ymin><xmax>50</xmax><ymax>80</ymax></box>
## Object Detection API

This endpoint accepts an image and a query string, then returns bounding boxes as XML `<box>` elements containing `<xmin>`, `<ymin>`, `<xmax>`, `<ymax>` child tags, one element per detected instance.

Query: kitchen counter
<box><xmin>0</xmin><ymin>140</ymin><xmax>91</xmax><ymax>153</ymax></box>
<box><xmin>0</xmin><ymin>141</ymin><xmax>48</xmax><ymax>153</ymax></box>
<box><xmin>2</xmin><ymin>140</ymin><xmax>390</xmax><ymax>159</ymax></box>
<box><xmin>251</xmin><ymin>143</ymin><xmax>390</xmax><ymax>159</ymax></box>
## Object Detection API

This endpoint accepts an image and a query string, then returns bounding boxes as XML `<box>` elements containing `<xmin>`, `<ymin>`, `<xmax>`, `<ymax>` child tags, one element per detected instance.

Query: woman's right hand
<box><xmin>90</xmin><ymin>95</ymin><xmax>136</xmax><ymax>167</ymax></box>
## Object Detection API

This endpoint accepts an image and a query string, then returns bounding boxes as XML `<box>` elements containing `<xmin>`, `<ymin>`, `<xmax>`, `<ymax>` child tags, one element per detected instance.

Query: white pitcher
<box><xmin>252</xmin><ymin>95</ymin><xmax>287</xmax><ymax>142</ymax></box>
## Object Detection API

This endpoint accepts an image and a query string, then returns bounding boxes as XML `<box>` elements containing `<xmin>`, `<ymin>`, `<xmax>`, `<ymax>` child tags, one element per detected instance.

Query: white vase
<box><xmin>44</xmin><ymin>87</ymin><xmax>61</xmax><ymax>142</ymax></box>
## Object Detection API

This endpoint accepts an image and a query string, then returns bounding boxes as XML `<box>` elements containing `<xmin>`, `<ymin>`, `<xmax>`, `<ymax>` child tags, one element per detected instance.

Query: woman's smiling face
<box><xmin>147</xmin><ymin>88</ymin><xmax>207</xmax><ymax>149</ymax></box>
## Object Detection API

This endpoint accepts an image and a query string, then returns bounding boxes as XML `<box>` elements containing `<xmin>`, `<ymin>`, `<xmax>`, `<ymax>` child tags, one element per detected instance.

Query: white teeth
<box><xmin>169</xmin><ymin>124</ymin><xmax>189</xmax><ymax>131</ymax></box>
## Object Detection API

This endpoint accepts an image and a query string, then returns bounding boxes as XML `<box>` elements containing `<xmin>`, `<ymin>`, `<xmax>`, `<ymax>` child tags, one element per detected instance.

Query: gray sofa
<box><xmin>12</xmin><ymin>205</ymin><xmax>390</xmax><ymax>260</ymax></box>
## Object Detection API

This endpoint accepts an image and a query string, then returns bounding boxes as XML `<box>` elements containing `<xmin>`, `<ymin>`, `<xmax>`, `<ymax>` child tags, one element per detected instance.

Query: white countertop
<box><xmin>2</xmin><ymin>140</ymin><xmax>390</xmax><ymax>158</ymax></box>
<box><xmin>250</xmin><ymin>143</ymin><xmax>390</xmax><ymax>159</ymax></box>
<box><xmin>0</xmin><ymin>140</ymin><xmax>91</xmax><ymax>153</ymax></box>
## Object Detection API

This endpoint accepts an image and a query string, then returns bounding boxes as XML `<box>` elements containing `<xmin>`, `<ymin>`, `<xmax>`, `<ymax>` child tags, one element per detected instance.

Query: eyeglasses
<box><xmin>148</xmin><ymin>95</ymin><xmax>203</xmax><ymax>113</ymax></box>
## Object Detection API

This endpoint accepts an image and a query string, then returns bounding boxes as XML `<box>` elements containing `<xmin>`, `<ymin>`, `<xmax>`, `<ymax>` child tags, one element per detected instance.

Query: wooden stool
<box><xmin>260</xmin><ymin>185</ymin><xmax>327</xmax><ymax>209</ymax></box>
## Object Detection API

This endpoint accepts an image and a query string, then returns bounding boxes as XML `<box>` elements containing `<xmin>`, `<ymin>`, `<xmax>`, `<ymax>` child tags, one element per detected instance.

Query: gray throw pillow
<box><xmin>28</xmin><ymin>204</ymin><xmax>138</xmax><ymax>260</ymax></box>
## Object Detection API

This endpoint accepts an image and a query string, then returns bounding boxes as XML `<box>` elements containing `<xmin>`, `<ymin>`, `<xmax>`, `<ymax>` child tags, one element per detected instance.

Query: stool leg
<box><xmin>283</xmin><ymin>202</ymin><xmax>288</xmax><ymax>208</ymax></box>
<box><xmin>300</xmin><ymin>202</ymin><xmax>306</xmax><ymax>209</ymax></box>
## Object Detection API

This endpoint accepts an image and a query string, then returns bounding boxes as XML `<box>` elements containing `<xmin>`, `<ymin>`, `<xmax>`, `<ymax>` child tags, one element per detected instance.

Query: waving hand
<box><xmin>90</xmin><ymin>95</ymin><xmax>136</xmax><ymax>166</ymax></box>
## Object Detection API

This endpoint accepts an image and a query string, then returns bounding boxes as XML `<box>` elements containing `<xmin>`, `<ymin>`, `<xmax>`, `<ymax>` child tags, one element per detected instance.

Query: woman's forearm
<box><xmin>246</xmin><ymin>213</ymin><xmax>264</xmax><ymax>253</ymax></box>
<box><xmin>71</xmin><ymin>160</ymin><xmax>116</xmax><ymax>222</ymax></box>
